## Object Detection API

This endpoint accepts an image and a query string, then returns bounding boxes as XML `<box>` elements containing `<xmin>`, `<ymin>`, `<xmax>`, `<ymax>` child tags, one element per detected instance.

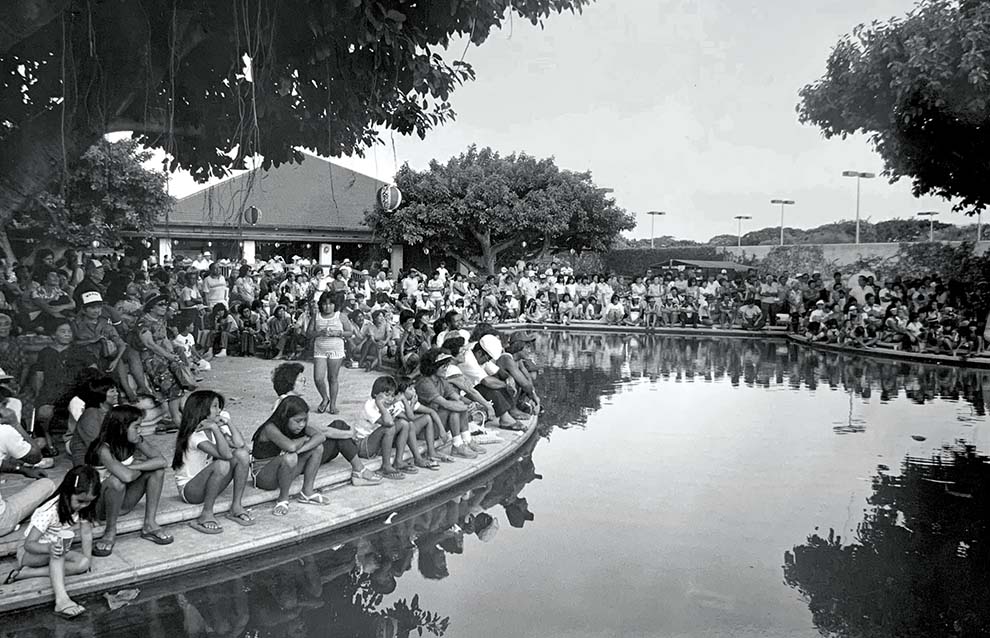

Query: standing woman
<box><xmin>310</xmin><ymin>291</ymin><xmax>353</xmax><ymax>414</ymax></box>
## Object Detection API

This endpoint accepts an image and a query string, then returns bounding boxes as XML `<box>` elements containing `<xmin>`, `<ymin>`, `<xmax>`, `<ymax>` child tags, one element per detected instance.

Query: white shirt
<box><xmin>458</xmin><ymin>349</ymin><xmax>489</xmax><ymax>388</ymax></box>
<box><xmin>174</xmin><ymin>426</ymin><xmax>230</xmax><ymax>489</ymax></box>
<box><xmin>26</xmin><ymin>497</ymin><xmax>76</xmax><ymax>545</ymax></box>
<box><xmin>0</xmin><ymin>422</ymin><xmax>32</xmax><ymax>517</ymax></box>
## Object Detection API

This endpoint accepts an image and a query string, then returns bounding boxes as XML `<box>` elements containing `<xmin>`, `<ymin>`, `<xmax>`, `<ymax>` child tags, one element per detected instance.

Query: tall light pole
<box><xmin>917</xmin><ymin>211</ymin><xmax>939</xmax><ymax>242</ymax></box>
<box><xmin>978</xmin><ymin>211</ymin><xmax>983</xmax><ymax>242</ymax></box>
<box><xmin>842</xmin><ymin>170</ymin><xmax>876</xmax><ymax>244</ymax></box>
<box><xmin>770</xmin><ymin>199</ymin><xmax>795</xmax><ymax>246</ymax></box>
<box><xmin>647</xmin><ymin>211</ymin><xmax>667</xmax><ymax>249</ymax></box>
<box><xmin>734</xmin><ymin>215</ymin><xmax>752</xmax><ymax>249</ymax></box>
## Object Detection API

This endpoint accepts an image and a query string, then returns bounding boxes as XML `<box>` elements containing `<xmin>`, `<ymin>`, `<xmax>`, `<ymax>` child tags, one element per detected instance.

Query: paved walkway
<box><xmin>0</xmin><ymin>355</ymin><xmax>536</xmax><ymax>613</ymax></box>
<box><xmin>0</xmin><ymin>356</ymin><xmax>382</xmax><ymax>558</ymax></box>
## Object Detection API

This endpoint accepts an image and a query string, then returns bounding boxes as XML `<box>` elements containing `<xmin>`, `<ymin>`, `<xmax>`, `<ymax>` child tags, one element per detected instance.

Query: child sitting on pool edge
<box><xmin>5</xmin><ymin>465</ymin><xmax>100</xmax><ymax>619</ymax></box>
<box><xmin>357</xmin><ymin>376</ymin><xmax>415</xmax><ymax>480</ymax></box>
<box><xmin>270</xmin><ymin>362</ymin><xmax>382</xmax><ymax>486</ymax></box>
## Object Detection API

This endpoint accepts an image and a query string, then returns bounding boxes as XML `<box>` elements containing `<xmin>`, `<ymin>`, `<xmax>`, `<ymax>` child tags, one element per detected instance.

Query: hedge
<box><xmin>602</xmin><ymin>246</ymin><xmax>720</xmax><ymax>275</ymax></box>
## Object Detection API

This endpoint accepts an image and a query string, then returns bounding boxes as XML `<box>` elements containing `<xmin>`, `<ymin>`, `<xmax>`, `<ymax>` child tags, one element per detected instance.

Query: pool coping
<box><xmin>0</xmin><ymin>419</ymin><xmax>539</xmax><ymax>615</ymax></box>
<box><xmin>497</xmin><ymin>321</ymin><xmax>990</xmax><ymax>369</ymax></box>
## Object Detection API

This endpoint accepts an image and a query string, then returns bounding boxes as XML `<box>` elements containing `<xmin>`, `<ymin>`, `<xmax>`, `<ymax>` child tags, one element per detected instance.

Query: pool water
<box><xmin>6</xmin><ymin>332</ymin><xmax>990</xmax><ymax>638</ymax></box>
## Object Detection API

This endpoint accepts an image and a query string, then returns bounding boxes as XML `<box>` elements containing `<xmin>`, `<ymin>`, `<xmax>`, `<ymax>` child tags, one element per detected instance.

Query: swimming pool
<box><xmin>5</xmin><ymin>331</ymin><xmax>989</xmax><ymax>637</ymax></box>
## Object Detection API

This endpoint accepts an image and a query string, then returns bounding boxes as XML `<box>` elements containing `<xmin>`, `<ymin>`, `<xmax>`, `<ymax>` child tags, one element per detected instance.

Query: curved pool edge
<box><xmin>496</xmin><ymin>321</ymin><xmax>990</xmax><ymax>369</ymax></box>
<box><xmin>0</xmin><ymin>420</ymin><xmax>539</xmax><ymax>615</ymax></box>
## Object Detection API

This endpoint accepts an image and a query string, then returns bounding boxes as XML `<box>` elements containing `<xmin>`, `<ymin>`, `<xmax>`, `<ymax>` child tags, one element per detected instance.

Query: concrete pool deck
<box><xmin>0</xmin><ymin>357</ymin><xmax>537</xmax><ymax>614</ymax></box>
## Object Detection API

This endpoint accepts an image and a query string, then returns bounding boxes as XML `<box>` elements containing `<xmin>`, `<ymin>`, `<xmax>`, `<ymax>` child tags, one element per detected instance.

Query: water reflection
<box><xmin>784</xmin><ymin>443</ymin><xmax>990</xmax><ymax>638</ymax></box>
<box><xmin>1</xmin><ymin>436</ymin><xmax>542</xmax><ymax>638</ymax></box>
<box><xmin>532</xmin><ymin>331</ymin><xmax>990</xmax><ymax>418</ymax></box>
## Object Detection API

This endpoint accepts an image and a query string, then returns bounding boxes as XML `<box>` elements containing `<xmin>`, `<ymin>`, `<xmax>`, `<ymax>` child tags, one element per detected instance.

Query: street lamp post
<box><xmin>917</xmin><ymin>211</ymin><xmax>939</xmax><ymax>242</ymax></box>
<box><xmin>647</xmin><ymin>211</ymin><xmax>667</xmax><ymax>249</ymax></box>
<box><xmin>979</xmin><ymin>212</ymin><xmax>983</xmax><ymax>242</ymax></box>
<box><xmin>734</xmin><ymin>215</ymin><xmax>752</xmax><ymax>249</ymax></box>
<box><xmin>770</xmin><ymin>199</ymin><xmax>795</xmax><ymax>246</ymax></box>
<box><xmin>842</xmin><ymin>170</ymin><xmax>876</xmax><ymax>244</ymax></box>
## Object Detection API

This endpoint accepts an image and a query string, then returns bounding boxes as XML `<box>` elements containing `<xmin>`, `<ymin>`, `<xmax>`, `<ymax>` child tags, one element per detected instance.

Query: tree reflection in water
<box><xmin>531</xmin><ymin>331</ymin><xmax>990</xmax><ymax>421</ymax></box>
<box><xmin>783</xmin><ymin>444</ymin><xmax>990</xmax><ymax>637</ymax></box>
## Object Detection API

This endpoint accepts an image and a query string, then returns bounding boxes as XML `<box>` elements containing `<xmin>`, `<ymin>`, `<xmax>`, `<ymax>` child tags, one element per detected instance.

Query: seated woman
<box><xmin>172</xmin><ymin>390</ymin><xmax>254</xmax><ymax>534</ymax></box>
<box><xmin>85</xmin><ymin>405</ymin><xmax>173</xmax><ymax>556</ymax></box>
<box><xmin>68</xmin><ymin>376</ymin><xmax>119</xmax><ymax>467</ymax></box>
<box><xmin>5</xmin><ymin>466</ymin><xmax>100</xmax><ymax>619</ymax></box>
<box><xmin>132</xmin><ymin>294</ymin><xmax>188</xmax><ymax>426</ymax></box>
<box><xmin>601</xmin><ymin>294</ymin><xmax>625</xmax><ymax>325</ymax></box>
<box><xmin>27</xmin><ymin>268</ymin><xmax>76</xmax><ymax>335</ymax></box>
<box><xmin>356</xmin><ymin>310</ymin><xmax>392</xmax><ymax>371</ymax></box>
<box><xmin>415</xmin><ymin>349</ymin><xmax>478</xmax><ymax>459</ymax></box>
<box><xmin>234</xmin><ymin>303</ymin><xmax>260</xmax><ymax>357</ymax></box>
<box><xmin>251</xmin><ymin>396</ymin><xmax>328</xmax><ymax>516</ymax></box>
<box><xmin>31</xmin><ymin>320</ymin><xmax>97</xmax><ymax>457</ymax></box>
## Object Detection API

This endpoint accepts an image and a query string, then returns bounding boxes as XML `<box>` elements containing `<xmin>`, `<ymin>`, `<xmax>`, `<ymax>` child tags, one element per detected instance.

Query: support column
<box><xmin>319</xmin><ymin>243</ymin><xmax>333</xmax><ymax>266</ymax></box>
<box><xmin>158</xmin><ymin>237</ymin><xmax>172</xmax><ymax>264</ymax></box>
<box><xmin>242</xmin><ymin>239</ymin><xmax>256</xmax><ymax>265</ymax></box>
<box><xmin>390</xmin><ymin>244</ymin><xmax>403</xmax><ymax>279</ymax></box>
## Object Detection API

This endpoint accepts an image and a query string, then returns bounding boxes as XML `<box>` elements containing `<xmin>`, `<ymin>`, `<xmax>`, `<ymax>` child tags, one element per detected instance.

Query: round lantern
<box><xmin>91</xmin><ymin>240</ymin><xmax>100</xmax><ymax>249</ymax></box>
<box><xmin>378</xmin><ymin>185</ymin><xmax>402</xmax><ymax>212</ymax></box>
<box><xmin>244</xmin><ymin>206</ymin><xmax>261</xmax><ymax>225</ymax></box>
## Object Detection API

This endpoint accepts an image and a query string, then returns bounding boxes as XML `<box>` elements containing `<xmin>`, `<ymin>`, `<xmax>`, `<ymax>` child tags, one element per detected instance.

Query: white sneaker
<box><xmin>31</xmin><ymin>458</ymin><xmax>55</xmax><ymax>470</ymax></box>
<box><xmin>215</xmin><ymin>350</ymin><xmax>227</xmax><ymax>358</ymax></box>
<box><xmin>451</xmin><ymin>444</ymin><xmax>477</xmax><ymax>459</ymax></box>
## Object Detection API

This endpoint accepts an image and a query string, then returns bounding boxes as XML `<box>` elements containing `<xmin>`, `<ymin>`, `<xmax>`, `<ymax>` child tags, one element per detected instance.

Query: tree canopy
<box><xmin>365</xmin><ymin>145</ymin><xmax>635</xmax><ymax>273</ymax></box>
<box><xmin>798</xmin><ymin>0</ymin><xmax>990</xmax><ymax>213</ymax></box>
<box><xmin>6</xmin><ymin>139</ymin><xmax>172</xmax><ymax>256</ymax></box>
<box><xmin>0</xmin><ymin>0</ymin><xmax>589</xmax><ymax>248</ymax></box>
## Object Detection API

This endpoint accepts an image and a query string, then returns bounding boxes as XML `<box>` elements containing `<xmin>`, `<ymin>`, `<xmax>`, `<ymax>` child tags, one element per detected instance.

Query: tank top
<box><xmin>313</xmin><ymin>311</ymin><xmax>344</xmax><ymax>349</ymax></box>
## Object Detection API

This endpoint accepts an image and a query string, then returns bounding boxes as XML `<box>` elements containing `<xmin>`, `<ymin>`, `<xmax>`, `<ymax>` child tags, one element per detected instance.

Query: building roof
<box><xmin>162</xmin><ymin>155</ymin><xmax>388</xmax><ymax>237</ymax></box>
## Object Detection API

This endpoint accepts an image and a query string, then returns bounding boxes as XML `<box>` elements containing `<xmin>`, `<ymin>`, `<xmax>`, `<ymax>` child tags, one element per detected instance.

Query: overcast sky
<box><xmin>163</xmin><ymin>0</ymin><xmax>954</xmax><ymax>242</ymax></box>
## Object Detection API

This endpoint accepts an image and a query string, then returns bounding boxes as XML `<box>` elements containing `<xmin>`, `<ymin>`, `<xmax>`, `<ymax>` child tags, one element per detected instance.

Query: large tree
<box><xmin>366</xmin><ymin>145</ymin><xmax>634</xmax><ymax>273</ymax></box>
<box><xmin>0</xmin><ymin>0</ymin><xmax>589</xmax><ymax>248</ymax></box>
<box><xmin>798</xmin><ymin>0</ymin><xmax>990</xmax><ymax>213</ymax></box>
<box><xmin>6</xmin><ymin>138</ymin><xmax>172</xmax><ymax>255</ymax></box>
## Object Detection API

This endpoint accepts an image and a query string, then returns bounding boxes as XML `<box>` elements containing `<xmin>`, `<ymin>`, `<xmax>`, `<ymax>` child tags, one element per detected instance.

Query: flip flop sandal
<box><xmin>397</xmin><ymin>464</ymin><xmax>419</xmax><ymax>474</ymax></box>
<box><xmin>296</xmin><ymin>492</ymin><xmax>330</xmax><ymax>506</ymax></box>
<box><xmin>415</xmin><ymin>460</ymin><xmax>440</xmax><ymax>471</ymax></box>
<box><xmin>378</xmin><ymin>469</ymin><xmax>406</xmax><ymax>480</ymax></box>
<box><xmin>273</xmin><ymin>501</ymin><xmax>290</xmax><ymax>516</ymax></box>
<box><xmin>140</xmin><ymin>529</ymin><xmax>174</xmax><ymax>545</ymax></box>
<box><xmin>4</xmin><ymin>567</ymin><xmax>20</xmax><ymax>585</ymax></box>
<box><xmin>223</xmin><ymin>511</ymin><xmax>257</xmax><ymax>527</ymax></box>
<box><xmin>54</xmin><ymin>602</ymin><xmax>86</xmax><ymax>620</ymax></box>
<box><xmin>92</xmin><ymin>540</ymin><xmax>115</xmax><ymax>557</ymax></box>
<box><xmin>188</xmin><ymin>520</ymin><xmax>223</xmax><ymax>535</ymax></box>
<box><xmin>431</xmin><ymin>454</ymin><xmax>455</xmax><ymax>463</ymax></box>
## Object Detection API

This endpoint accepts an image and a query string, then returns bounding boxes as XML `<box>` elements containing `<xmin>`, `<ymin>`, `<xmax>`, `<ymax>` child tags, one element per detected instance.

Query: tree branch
<box><xmin>1</xmin><ymin>0</ymin><xmax>71</xmax><ymax>55</ymax></box>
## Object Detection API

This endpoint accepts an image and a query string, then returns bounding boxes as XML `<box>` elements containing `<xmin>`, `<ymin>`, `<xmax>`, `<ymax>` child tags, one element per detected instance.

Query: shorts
<box><xmin>313</xmin><ymin>337</ymin><xmax>345</xmax><ymax>359</ymax></box>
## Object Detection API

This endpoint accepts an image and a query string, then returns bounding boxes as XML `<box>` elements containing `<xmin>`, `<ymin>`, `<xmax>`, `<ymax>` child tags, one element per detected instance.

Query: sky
<box><xmin>160</xmin><ymin>0</ymin><xmax>953</xmax><ymax>243</ymax></box>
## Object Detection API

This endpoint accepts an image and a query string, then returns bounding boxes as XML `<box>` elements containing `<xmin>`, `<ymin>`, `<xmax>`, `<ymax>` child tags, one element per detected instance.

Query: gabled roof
<box><xmin>165</xmin><ymin>155</ymin><xmax>388</xmax><ymax>232</ymax></box>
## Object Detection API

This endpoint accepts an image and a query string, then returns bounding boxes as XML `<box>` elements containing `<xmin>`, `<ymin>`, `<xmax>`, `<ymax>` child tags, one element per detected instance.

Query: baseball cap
<box><xmin>479</xmin><ymin>334</ymin><xmax>503</xmax><ymax>359</ymax></box>
<box><xmin>434</xmin><ymin>351</ymin><xmax>453</xmax><ymax>366</ymax></box>
<box><xmin>0</xmin><ymin>367</ymin><xmax>12</xmax><ymax>381</ymax></box>
<box><xmin>815</xmin><ymin>300</ymin><xmax>825</xmax><ymax>305</ymax></box>
<box><xmin>81</xmin><ymin>291</ymin><xmax>104</xmax><ymax>305</ymax></box>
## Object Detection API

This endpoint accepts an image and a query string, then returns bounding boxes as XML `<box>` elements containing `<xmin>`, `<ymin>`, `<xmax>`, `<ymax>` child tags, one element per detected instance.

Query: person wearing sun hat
<box><xmin>414</xmin><ymin>348</ymin><xmax>479</xmax><ymax>459</ymax></box>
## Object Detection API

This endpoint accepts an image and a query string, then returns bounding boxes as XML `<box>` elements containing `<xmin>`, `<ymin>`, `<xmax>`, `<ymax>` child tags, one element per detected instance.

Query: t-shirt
<box><xmin>172</xmin><ymin>333</ymin><xmax>195</xmax><ymax>357</ymax></box>
<box><xmin>415</xmin><ymin>375</ymin><xmax>460</xmax><ymax>407</ymax></box>
<box><xmin>174</xmin><ymin>426</ymin><xmax>229</xmax><ymax>489</ymax></box>
<box><xmin>70</xmin><ymin>407</ymin><xmax>107</xmax><ymax>467</ymax></box>
<box><xmin>0</xmin><ymin>422</ymin><xmax>32</xmax><ymax>518</ymax></box>
<box><xmin>458</xmin><ymin>348</ymin><xmax>489</xmax><ymax>388</ymax></box>
<box><xmin>26</xmin><ymin>497</ymin><xmax>77</xmax><ymax>544</ymax></box>
<box><xmin>359</xmin><ymin>398</ymin><xmax>404</xmax><ymax>439</ymax></box>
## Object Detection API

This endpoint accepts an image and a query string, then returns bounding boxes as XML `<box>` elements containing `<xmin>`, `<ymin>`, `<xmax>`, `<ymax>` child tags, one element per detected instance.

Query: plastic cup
<box><xmin>58</xmin><ymin>530</ymin><xmax>74</xmax><ymax>554</ymax></box>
